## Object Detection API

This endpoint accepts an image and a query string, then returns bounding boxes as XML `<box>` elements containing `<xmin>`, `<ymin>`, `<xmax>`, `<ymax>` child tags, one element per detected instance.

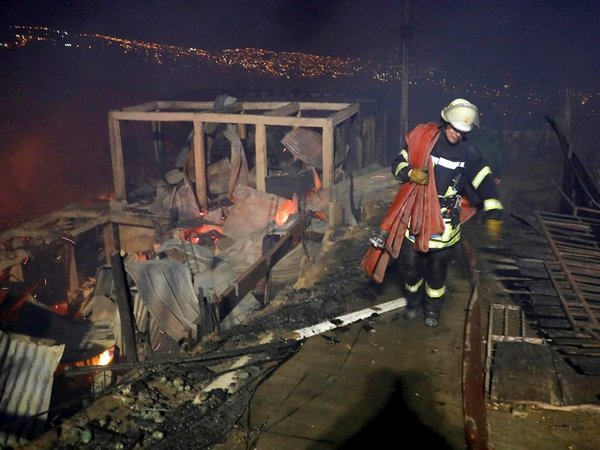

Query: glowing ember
<box><xmin>182</xmin><ymin>224</ymin><xmax>226</xmax><ymax>246</ymax></box>
<box><xmin>95</xmin><ymin>192</ymin><xmax>114</xmax><ymax>201</ymax></box>
<box><xmin>183</xmin><ymin>224</ymin><xmax>225</xmax><ymax>239</ymax></box>
<box><xmin>274</xmin><ymin>194</ymin><xmax>298</xmax><ymax>226</ymax></box>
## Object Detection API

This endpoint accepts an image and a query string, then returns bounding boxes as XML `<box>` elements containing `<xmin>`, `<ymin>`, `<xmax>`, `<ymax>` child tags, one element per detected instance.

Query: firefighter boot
<box><xmin>403</xmin><ymin>279</ymin><xmax>424</xmax><ymax>320</ymax></box>
<box><xmin>423</xmin><ymin>295</ymin><xmax>444</xmax><ymax>327</ymax></box>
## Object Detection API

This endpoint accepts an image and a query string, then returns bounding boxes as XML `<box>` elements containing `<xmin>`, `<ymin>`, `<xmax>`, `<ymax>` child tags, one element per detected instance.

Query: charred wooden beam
<box><xmin>110</xmin><ymin>251</ymin><xmax>138</xmax><ymax>363</ymax></box>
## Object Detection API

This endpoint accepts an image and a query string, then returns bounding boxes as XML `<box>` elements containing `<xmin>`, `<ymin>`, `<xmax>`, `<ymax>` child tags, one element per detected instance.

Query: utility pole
<box><xmin>399</xmin><ymin>0</ymin><xmax>411</xmax><ymax>143</ymax></box>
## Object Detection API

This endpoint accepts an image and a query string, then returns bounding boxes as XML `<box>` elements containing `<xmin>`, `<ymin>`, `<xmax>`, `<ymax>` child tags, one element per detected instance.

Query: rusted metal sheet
<box><xmin>281</xmin><ymin>128</ymin><xmax>323</xmax><ymax>169</ymax></box>
<box><xmin>462</xmin><ymin>280</ymin><xmax>493</xmax><ymax>450</ymax></box>
<box><xmin>460</xmin><ymin>236</ymin><xmax>493</xmax><ymax>450</ymax></box>
<box><xmin>0</xmin><ymin>331</ymin><xmax>64</xmax><ymax>447</ymax></box>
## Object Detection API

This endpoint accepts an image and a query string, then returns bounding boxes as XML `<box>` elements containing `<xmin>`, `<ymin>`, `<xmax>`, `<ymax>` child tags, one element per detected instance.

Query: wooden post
<box><xmin>323</xmin><ymin>122</ymin><xmax>338</xmax><ymax>230</ymax></box>
<box><xmin>152</xmin><ymin>121</ymin><xmax>165</xmax><ymax>175</ymax></box>
<box><xmin>364</xmin><ymin>116</ymin><xmax>376</xmax><ymax>167</ymax></box>
<box><xmin>102</xmin><ymin>222</ymin><xmax>117</xmax><ymax>265</ymax></box>
<box><xmin>108</xmin><ymin>115</ymin><xmax>126</xmax><ymax>207</ymax></box>
<box><xmin>255</xmin><ymin>124</ymin><xmax>267</xmax><ymax>192</ymax></box>
<box><xmin>110</xmin><ymin>252</ymin><xmax>138</xmax><ymax>363</ymax></box>
<box><xmin>322</xmin><ymin>122</ymin><xmax>334</xmax><ymax>198</ymax></box>
<box><xmin>353</xmin><ymin>115</ymin><xmax>360</xmax><ymax>168</ymax></box>
<box><xmin>237</xmin><ymin>123</ymin><xmax>247</xmax><ymax>140</ymax></box>
<box><xmin>193</xmin><ymin>119</ymin><xmax>208</xmax><ymax>210</ymax></box>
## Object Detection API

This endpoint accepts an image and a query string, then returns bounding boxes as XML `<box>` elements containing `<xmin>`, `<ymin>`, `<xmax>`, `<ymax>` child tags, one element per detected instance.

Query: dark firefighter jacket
<box><xmin>391</xmin><ymin>122</ymin><xmax>503</xmax><ymax>250</ymax></box>
<box><xmin>361</xmin><ymin>122</ymin><xmax>503</xmax><ymax>283</ymax></box>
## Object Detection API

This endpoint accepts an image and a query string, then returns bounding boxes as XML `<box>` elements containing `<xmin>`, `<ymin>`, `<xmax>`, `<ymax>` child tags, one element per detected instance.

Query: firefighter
<box><xmin>386</xmin><ymin>98</ymin><xmax>503</xmax><ymax>327</ymax></box>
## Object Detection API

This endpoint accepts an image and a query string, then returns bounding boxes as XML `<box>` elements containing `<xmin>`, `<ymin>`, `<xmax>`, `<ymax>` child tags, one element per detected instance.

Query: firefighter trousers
<box><xmin>399</xmin><ymin>238</ymin><xmax>454</xmax><ymax>319</ymax></box>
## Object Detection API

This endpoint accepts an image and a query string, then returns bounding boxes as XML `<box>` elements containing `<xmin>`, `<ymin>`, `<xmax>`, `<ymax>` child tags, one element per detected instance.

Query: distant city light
<box><xmin>3</xmin><ymin>25</ymin><xmax>598</xmax><ymax>121</ymax></box>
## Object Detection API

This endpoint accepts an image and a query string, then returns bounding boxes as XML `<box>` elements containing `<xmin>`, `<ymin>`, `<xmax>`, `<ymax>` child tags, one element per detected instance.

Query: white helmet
<box><xmin>440</xmin><ymin>98</ymin><xmax>480</xmax><ymax>132</ymax></box>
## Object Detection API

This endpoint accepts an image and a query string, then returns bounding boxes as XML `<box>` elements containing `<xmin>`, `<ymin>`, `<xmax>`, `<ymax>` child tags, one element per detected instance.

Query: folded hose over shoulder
<box><xmin>361</xmin><ymin>123</ymin><xmax>444</xmax><ymax>283</ymax></box>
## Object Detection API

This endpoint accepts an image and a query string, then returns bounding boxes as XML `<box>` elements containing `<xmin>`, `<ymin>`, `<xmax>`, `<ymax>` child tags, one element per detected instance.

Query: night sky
<box><xmin>1</xmin><ymin>0</ymin><xmax>599</xmax><ymax>227</ymax></box>
<box><xmin>3</xmin><ymin>0</ymin><xmax>599</xmax><ymax>85</ymax></box>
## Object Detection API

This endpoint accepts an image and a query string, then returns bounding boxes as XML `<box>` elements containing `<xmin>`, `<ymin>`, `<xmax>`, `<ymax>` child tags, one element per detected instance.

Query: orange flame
<box><xmin>183</xmin><ymin>224</ymin><xmax>225</xmax><ymax>244</ymax></box>
<box><xmin>314</xmin><ymin>210</ymin><xmax>327</xmax><ymax>222</ymax></box>
<box><xmin>312</xmin><ymin>167</ymin><xmax>322</xmax><ymax>192</ymax></box>
<box><xmin>184</xmin><ymin>224</ymin><xmax>225</xmax><ymax>237</ymax></box>
<box><xmin>73</xmin><ymin>346</ymin><xmax>115</xmax><ymax>368</ymax></box>
<box><xmin>274</xmin><ymin>195</ymin><xmax>298</xmax><ymax>226</ymax></box>
<box><xmin>96</xmin><ymin>348</ymin><xmax>114</xmax><ymax>366</ymax></box>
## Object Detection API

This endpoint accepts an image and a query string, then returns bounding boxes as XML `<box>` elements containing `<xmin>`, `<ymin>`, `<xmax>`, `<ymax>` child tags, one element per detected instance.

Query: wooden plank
<box><xmin>535</xmin><ymin>305</ymin><xmax>572</xmax><ymax>318</ymax></box>
<box><xmin>531</xmin><ymin>294</ymin><xmax>561</xmax><ymax>306</ymax></box>
<box><xmin>0</xmin><ymin>228</ymin><xmax>53</xmax><ymax>241</ymax></box>
<box><xmin>67</xmin><ymin>216</ymin><xmax>112</xmax><ymax>238</ymax></box>
<box><xmin>154</xmin><ymin>101</ymin><xmax>213</xmax><ymax>110</ymax></box>
<box><xmin>102</xmin><ymin>222</ymin><xmax>116</xmax><ymax>265</ymax></box>
<box><xmin>111</xmin><ymin>252</ymin><xmax>139</xmax><ymax>363</ymax></box>
<box><xmin>110</xmin><ymin>211</ymin><xmax>167</xmax><ymax>227</ymax></box>
<box><xmin>322</xmin><ymin>123</ymin><xmax>334</xmax><ymax>201</ymax></box>
<box><xmin>329</xmin><ymin>104</ymin><xmax>359</xmax><ymax>126</ymax></box>
<box><xmin>551</xmin><ymin>338</ymin><xmax>600</xmax><ymax>348</ymax></box>
<box><xmin>263</xmin><ymin>102</ymin><xmax>300</xmax><ymax>117</ymax></box>
<box><xmin>538</xmin><ymin>317</ymin><xmax>572</xmax><ymax>328</ymax></box>
<box><xmin>298</xmin><ymin>102</ymin><xmax>352</xmax><ymax>110</ymax></box>
<box><xmin>193</xmin><ymin>120</ymin><xmax>208</xmax><ymax>210</ymax></box>
<box><xmin>542</xmin><ymin>329</ymin><xmax>584</xmax><ymax>339</ymax></box>
<box><xmin>110</xmin><ymin>110</ymin><xmax>327</xmax><ymax>128</ymax></box>
<box><xmin>49</xmin><ymin>208</ymin><xmax>108</xmax><ymax>219</ymax></box>
<box><xmin>242</xmin><ymin>101</ymin><xmax>350</xmax><ymax>111</ymax></box>
<box><xmin>205</xmin><ymin>102</ymin><xmax>244</xmax><ymax>114</ymax></box>
<box><xmin>241</xmin><ymin>101</ymin><xmax>301</xmax><ymax>110</ymax></box>
<box><xmin>255</xmin><ymin>124</ymin><xmax>267</xmax><ymax>192</ymax></box>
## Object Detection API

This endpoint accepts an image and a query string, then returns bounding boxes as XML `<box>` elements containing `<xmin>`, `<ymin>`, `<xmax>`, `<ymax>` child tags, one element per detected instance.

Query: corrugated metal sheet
<box><xmin>281</xmin><ymin>128</ymin><xmax>323</xmax><ymax>169</ymax></box>
<box><xmin>125</xmin><ymin>259</ymin><xmax>200</xmax><ymax>342</ymax></box>
<box><xmin>0</xmin><ymin>331</ymin><xmax>64</xmax><ymax>447</ymax></box>
<box><xmin>8</xmin><ymin>301</ymin><xmax>114</xmax><ymax>364</ymax></box>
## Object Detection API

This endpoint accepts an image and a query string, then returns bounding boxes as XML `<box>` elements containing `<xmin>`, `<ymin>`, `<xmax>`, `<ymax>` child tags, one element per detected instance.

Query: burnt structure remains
<box><xmin>0</xmin><ymin>95</ymin><xmax>387</xmax><ymax>446</ymax></box>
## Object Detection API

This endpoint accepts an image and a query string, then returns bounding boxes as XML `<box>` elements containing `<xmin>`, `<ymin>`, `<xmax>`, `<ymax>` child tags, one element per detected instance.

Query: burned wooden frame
<box><xmin>108</xmin><ymin>100</ymin><xmax>360</xmax><ymax>229</ymax></box>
